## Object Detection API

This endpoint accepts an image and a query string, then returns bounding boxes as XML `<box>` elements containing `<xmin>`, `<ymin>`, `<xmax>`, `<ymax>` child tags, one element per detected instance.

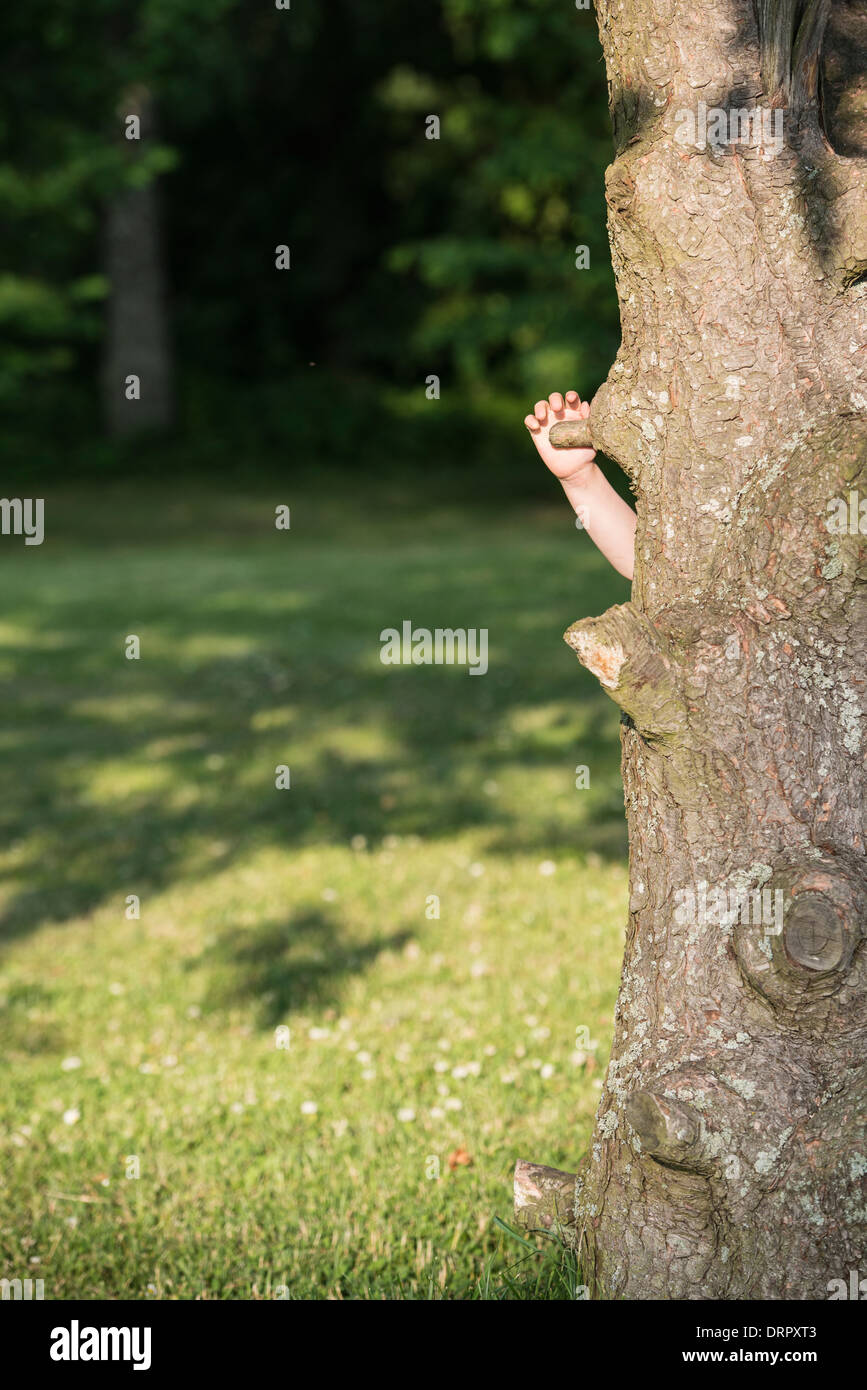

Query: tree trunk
<box><xmin>529</xmin><ymin>1</ymin><xmax>866</xmax><ymax>1299</ymax></box>
<box><xmin>102</xmin><ymin>86</ymin><xmax>173</xmax><ymax>437</ymax></box>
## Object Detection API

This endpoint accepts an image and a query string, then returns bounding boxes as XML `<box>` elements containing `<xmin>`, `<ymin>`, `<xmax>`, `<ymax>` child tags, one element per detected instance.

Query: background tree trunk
<box><xmin>539</xmin><ymin>0</ymin><xmax>866</xmax><ymax>1298</ymax></box>
<box><xmin>102</xmin><ymin>86</ymin><xmax>173</xmax><ymax>437</ymax></box>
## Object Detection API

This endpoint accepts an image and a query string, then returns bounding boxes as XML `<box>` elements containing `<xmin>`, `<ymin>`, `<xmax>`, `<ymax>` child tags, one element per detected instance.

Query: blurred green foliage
<box><xmin>1</xmin><ymin>1</ymin><xmax>618</xmax><ymax>478</ymax></box>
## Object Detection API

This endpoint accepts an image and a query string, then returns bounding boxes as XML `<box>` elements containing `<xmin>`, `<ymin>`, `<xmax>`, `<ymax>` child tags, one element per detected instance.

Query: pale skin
<box><xmin>525</xmin><ymin>390</ymin><xmax>636</xmax><ymax>580</ymax></box>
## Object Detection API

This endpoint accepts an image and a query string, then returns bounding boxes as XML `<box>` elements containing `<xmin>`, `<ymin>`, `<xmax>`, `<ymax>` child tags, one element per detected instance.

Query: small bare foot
<box><xmin>524</xmin><ymin>391</ymin><xmax>595</xmax><ymax>484</ymax></box>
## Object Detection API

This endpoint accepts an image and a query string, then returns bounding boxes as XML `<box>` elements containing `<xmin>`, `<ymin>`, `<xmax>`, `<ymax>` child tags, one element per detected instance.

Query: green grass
<box><xmin>0</xmin><ymin>480</ymin><xmax>629</xmax><ymax>1299</ymax></box>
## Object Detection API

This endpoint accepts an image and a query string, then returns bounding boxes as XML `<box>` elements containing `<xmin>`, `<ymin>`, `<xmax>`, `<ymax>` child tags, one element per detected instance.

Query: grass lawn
<box><xmin>0</xmin><ymin>480</ymin><xmax>630</xmax><ymax>1299</ymax></box>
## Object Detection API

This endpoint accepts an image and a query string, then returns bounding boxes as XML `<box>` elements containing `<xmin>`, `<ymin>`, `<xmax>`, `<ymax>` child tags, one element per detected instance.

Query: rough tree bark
<box><xmin>517</xmin><ymin>0</ymin><xmax>866</xmax><ymax>1298</ymax></box>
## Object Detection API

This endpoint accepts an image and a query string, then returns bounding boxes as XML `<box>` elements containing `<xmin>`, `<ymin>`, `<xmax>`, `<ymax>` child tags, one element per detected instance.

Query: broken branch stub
<box><xmin>549</xmin><ymin>418</ymin><xmax>594</xmax><ymax>451</ymax></box>
<box><xmin>513</xmin><ymin>1160</ymin><xmax>578</xmax><ymax>1233</ymax></box>
<box><xmin>564</xmin><ymin>602</ymin><xmax>688</xmax><ymax>741</ymax></box>
<box><xmin>623</xmin><ymin>1091</ymin><xmax>708</xmax><ymax>1172</ymax></box>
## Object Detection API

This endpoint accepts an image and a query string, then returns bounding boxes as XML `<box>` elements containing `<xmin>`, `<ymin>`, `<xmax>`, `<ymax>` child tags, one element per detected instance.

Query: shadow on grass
<box><xmin>190</xmin><ymin>909</ymin><xmax>413</xmax><ymax>1025</ymax></box>
<box><xmin>0</xmin><ymin>490</ymin><xmax>630</xmax><ymax>998</ymax></box>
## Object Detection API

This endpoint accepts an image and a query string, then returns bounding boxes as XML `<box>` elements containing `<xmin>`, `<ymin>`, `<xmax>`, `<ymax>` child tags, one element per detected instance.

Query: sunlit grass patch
<box><xmin>0</xmin><ymin>484</ymin><xmax>628</xmax><ymax>1299</ymax></box>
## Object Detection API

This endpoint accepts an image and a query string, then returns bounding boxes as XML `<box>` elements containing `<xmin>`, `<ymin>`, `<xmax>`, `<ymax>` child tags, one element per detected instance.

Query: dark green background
<box><xmin>2</xmin><ymin>0</ymin><xmax>619</xmax><ymax>489</ymax></box>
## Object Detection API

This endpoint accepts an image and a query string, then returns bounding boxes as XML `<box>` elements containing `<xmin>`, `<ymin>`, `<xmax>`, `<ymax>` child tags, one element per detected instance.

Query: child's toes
<box><xmin>534</xmin><ymin>400</ymin><xmax>549</xmax><ymax>424</ymax></box>
<box><xmin>581</xmin><ymin>400</ymin><xmax>590</xmax><ymax>418</ymax></box>
<box><xmin>565</xmin><ymin>390</ymin><xmax>580</xmax><ymax>409</ymax></box>
<box><xmin>524</xmin><ymin>413</ymin><xmax>541</xmax><ymax>433</ymax></box>
<box><xmin>548</xmin><ymin>392</ymin><xmax>565</xmax><ymax>417</ymax></box>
